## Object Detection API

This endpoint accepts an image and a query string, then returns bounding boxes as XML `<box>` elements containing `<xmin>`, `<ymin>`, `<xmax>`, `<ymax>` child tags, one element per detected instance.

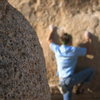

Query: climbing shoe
<box><xmin>58</xmin><ymin>84</ymin><xmax>68</xmax><ymax>94</ymax></box>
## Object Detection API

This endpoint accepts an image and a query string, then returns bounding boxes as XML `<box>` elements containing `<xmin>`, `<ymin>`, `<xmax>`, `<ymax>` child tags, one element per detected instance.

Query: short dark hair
<box><xmin>60</xmin><ymin>33</ymin><xmax>72</xmax><ymax>45</ymax></box>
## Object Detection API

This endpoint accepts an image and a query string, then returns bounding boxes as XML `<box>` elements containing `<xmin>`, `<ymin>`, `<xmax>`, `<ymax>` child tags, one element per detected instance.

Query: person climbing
<box><xmin>47</xmin><ymin>26</ymin><xmax>94</xmax><ymax>100</ymax></box>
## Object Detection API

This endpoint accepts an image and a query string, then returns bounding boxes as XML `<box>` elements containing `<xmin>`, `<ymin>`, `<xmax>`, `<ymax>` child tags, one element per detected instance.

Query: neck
<box><xmin>63</xmin><ymin>43</ymin><xmax>72</xmax><ymax>46</ymax></box>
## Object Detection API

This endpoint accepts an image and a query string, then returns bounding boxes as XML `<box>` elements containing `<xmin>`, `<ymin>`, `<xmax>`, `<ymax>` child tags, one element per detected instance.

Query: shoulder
<box><xmin>50</xmin><ymin>42</ymin><xmax>60</xmax><ymax>47</ymax></box>
<box><xmin>49</xmin><ymin>42</ymin><xmax>60</xmax><ymax>52</ymax></box>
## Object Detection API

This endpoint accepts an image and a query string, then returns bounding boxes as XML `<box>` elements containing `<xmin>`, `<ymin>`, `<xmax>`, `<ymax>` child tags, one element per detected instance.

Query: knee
<box><xmin>87</xmin><ymin>68</ymin><xmax>95</xmax><ymax>74</ymax></box>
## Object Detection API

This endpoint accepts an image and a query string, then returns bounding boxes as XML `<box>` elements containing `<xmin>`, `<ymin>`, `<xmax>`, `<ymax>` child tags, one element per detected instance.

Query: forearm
<box><xmin>48</xmin><ymin>27</ymin><xmax>57</xmax><ymax>43</ymax></box>
<box><xmin>75</xmin><ymin>38</ymin><xmax>87</xmax><ymax>47</ymax></box>
<box><xmin>48</xmin><ymin>31</ymin><xmax>54</xmax><ymax>42</ymax></box>
<box><xmin>75</xmin><ymin>31</ymin><xmax>92</xmax><ymax>47</ymax></box>
<box><xmin>78</xmin><ymin>40</ymin><xmax>92</xmax><ymax>56</ymax></box>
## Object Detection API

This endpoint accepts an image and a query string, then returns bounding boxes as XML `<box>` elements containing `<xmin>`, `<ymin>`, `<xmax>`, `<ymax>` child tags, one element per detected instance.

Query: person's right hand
<box><xmin>49</xmin><ymin>25</ymin><xmax>57</xmax><ymax>32</ymax></box>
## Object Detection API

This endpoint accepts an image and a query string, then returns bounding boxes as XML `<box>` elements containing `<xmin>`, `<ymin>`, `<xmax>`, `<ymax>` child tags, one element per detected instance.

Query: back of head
<box><xmin>60</xmin><ymin>33</ymin><xmax>72</xmax><ymax>45</ymax></box>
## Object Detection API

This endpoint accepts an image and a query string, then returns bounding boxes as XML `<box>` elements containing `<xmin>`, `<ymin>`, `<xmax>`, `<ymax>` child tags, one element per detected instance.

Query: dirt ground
<box><xmin>51</xmin><ymin>93</ymin><xmax>100</xmax><ymax>100</ymax></box>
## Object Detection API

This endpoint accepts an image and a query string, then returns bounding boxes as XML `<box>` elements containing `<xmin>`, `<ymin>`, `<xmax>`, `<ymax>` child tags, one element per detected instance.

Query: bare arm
<box><xmin>76</xmin><ymin>31</ymin><xmax>92</xmax><ymax>54</ymax></box>
<box><xmin>47</xmin><ymin>26</ymin><xmax>58</xmax><ymax>44</ymax></box>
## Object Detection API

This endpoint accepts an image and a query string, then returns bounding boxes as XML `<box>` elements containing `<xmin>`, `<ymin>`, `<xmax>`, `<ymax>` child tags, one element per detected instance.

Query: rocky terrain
<box><xmin>8</xmin><ymin>0</ymin><xmax>100</xmax><ymax>99</ymax></box>
<box><xmin>0</xmin><ymin>0</ymin><xmax>50</xmax><ymax>100</ymax></box>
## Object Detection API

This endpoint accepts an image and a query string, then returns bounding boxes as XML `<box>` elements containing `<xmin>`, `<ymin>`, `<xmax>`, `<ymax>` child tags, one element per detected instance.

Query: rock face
<box><xmin>9</xmin><ymin>0</ymin><xmax>100</xmax><ymax>97</ymax></box>
<box><xmin>0</xmin><ymin>0</ymin><xmax>50</xmax><ymax>100</ymax></box>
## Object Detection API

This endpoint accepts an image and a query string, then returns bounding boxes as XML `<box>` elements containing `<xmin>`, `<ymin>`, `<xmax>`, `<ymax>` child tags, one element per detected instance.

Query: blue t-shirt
<box><xmin>50</xmin><ymin>42</ymin><xmax>87</xmax><ymax>79</ymax></box>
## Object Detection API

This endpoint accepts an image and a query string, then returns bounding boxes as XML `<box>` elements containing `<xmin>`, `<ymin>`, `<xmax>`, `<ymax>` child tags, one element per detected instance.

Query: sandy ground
<box><xmin>51</xmin><ymin>94</ymin><xmax>63</xmax><ymax>100</ymax></box>
<box><xmin>51</xmin><ymin>93</ymin><xmax>100</xmax><ymax>100</ymax></box>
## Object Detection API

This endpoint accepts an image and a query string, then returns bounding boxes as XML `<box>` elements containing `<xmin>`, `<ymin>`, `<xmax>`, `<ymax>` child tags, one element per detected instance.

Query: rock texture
<box><xmin>0</xmin><ymin>0</ymin><xmax>50</xmax><ymax>100</ymax></box>
<box><xmin>9</xmin><ymin>0</ymin><xmax>100</xmax><ymax>98</ymax></box>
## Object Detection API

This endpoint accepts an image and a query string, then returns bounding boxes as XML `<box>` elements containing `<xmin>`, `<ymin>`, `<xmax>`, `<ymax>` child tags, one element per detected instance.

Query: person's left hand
<box><xmin>84</xmin><ymin>31</ymin><xmax>92</xmax><ymax>43</ymax></box>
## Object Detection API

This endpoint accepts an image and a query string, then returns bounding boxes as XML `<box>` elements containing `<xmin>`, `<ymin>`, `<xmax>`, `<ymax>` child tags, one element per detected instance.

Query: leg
<box><xmin>65</xmin><ymin>68</ymin><xmax>94</xmax><ymax>87</ymax></box>
<box><xmin>63</xmin><ymin>88</ymin><xmax>72</xmax><ymax>100</ymax></box>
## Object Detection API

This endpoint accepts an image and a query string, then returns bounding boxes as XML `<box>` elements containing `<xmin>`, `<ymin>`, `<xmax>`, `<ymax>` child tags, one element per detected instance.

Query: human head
<box><xmin>60</xmin><ymin>33</ymin><xmax>72</xmax><ymax>45</ymax></box>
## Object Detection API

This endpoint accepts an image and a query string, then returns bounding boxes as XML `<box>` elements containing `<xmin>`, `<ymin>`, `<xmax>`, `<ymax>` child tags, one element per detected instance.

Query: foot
<box><xmin>72</xmin><ymin>84</ymin><xmax>84</xmax><ymax>95</ymax></box>
<box><xmin>87</xmin><ymin>88</ymin><xmax>94</xmax><ymax>93</ymax></box>
<box><xmin>58</xmin><ymin>84</ymin><xmax>68</xmax><ymax>94</ymax></box>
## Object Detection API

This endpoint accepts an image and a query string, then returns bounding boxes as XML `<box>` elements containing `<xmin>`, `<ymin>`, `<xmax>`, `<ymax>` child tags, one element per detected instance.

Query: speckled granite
<box><xmin>0</xmin><ymin>0</ymin><xmax>50</xmax><ymax>100</ymax></box>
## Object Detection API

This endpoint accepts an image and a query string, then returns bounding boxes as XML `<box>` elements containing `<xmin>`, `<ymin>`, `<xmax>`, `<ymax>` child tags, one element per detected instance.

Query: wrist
<box><xmin>83</xmin><ymin>38</ymin><xmax>92</xmax><ymax>44</ymax></box>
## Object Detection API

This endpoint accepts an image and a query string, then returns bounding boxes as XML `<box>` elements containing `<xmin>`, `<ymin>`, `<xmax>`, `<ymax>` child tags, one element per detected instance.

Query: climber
<box><xmin>47</xmin><ymin>26</ymin><xmax>94</xmax><ymax>100</ymax></box>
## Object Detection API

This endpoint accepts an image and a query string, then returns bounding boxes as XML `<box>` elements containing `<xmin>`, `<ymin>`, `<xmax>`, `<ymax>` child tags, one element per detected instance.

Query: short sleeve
<box><xmin>49</xmin><ymin>42</ymin><xmax>59</xmax><ymax>53</ymax></box>
<box><xmin>75</xmin><ymin>47</ymin><xmax>87</xmax><ymax>56</ymax></box>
